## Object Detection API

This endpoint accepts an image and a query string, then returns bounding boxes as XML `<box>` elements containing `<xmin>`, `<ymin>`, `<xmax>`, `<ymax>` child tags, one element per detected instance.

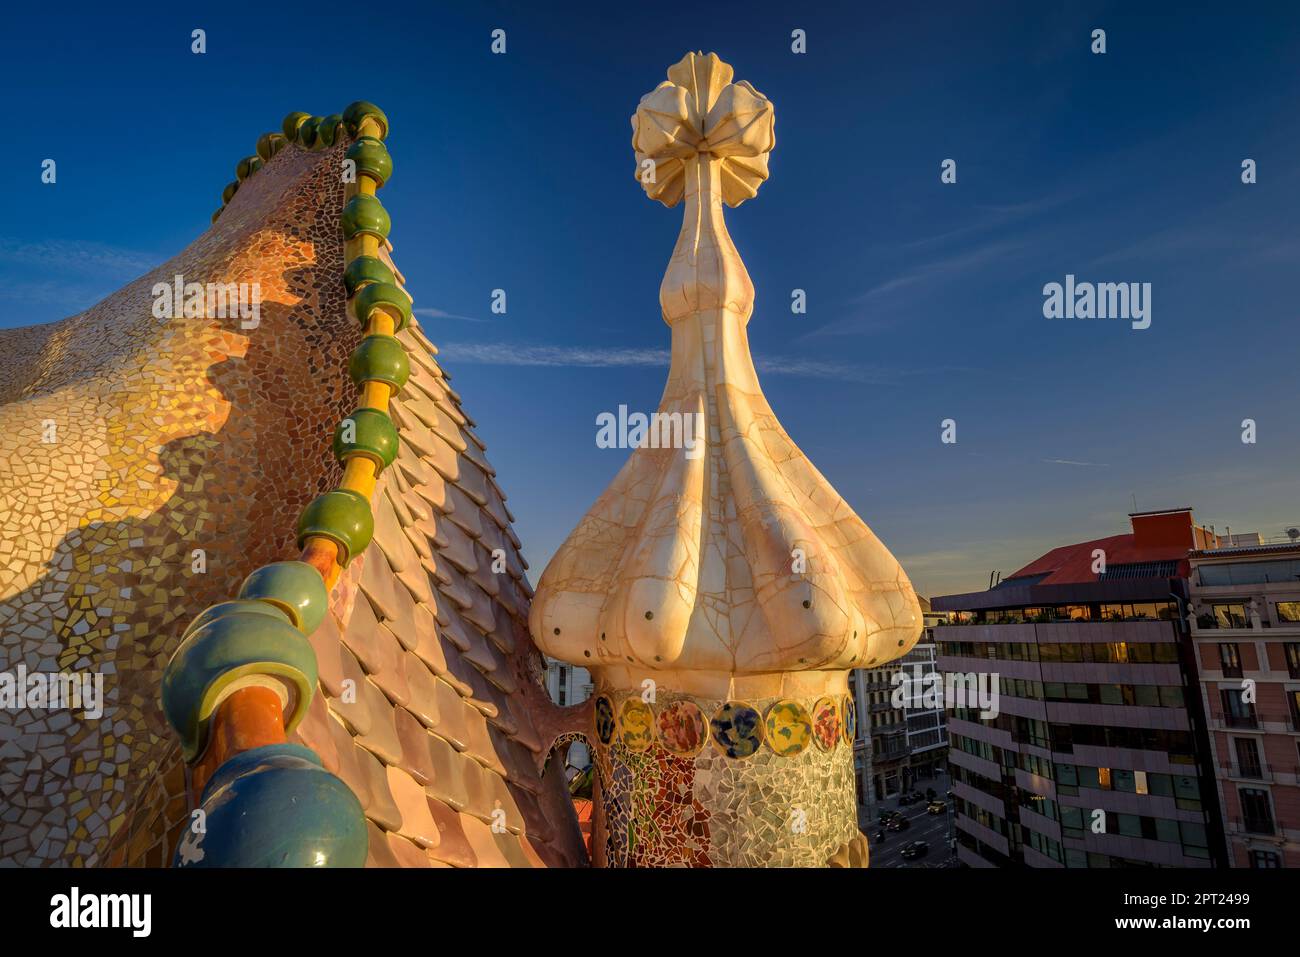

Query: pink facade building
<box><xmin>1189</xmin><ymin>540</ymin><xmax>1300</xmax><ymax>867</ymax></box>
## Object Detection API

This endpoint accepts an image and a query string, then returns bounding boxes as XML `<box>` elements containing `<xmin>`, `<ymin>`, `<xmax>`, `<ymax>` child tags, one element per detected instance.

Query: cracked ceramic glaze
<box><xmin>530</xmin><ymin>52</ymin><xmax>921</xmax><ymax>867</ymax></box>
<box><xmin>531</xmin><ymin>52</ymin><xmax>922</xmax><ymax>695</ymax></box>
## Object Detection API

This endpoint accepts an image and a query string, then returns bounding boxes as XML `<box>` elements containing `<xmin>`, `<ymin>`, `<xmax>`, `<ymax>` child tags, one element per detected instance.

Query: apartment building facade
<box><xmin>848</xmin><ymin>600</ymin><xmax>950</xmax><ymax>809</ymax></box>
<box><xmin>932</xmin><ymin>508</ymin><xmax>1226</xmax><ymax>868</ymax></box>
<box><xmin>1190</xmin><ymin>541</ymin><xmax>1300</xmax><ymax>867</ymax></box>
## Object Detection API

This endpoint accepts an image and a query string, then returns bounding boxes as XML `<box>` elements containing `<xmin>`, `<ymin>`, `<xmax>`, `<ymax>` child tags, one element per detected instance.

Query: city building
<box><xmin>1189</xmin><ymin>540</ymin><xmax>1300</xmax><ymax>867</ymax></box>
<box><xmin>905</xmin><ymin>608</ymin><xmax>951</xmax><ymax>782</ymax></box>
<box><xmin>848</xmin><ymin>599</ymin><xmax>950</xmax><ymax>811</ymax></box>
<box><xmin>932</xmin><ymin>508</ymin><xmax>1227</xmax><ymax>868</ymax></box>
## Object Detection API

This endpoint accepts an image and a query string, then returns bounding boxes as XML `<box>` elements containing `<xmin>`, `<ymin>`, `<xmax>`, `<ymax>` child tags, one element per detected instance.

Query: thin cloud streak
<box><xmin>413</xmin><ymin>307</ymin><xmax>491</xmax><ymax>323</ymax></box>
<box><xmin>0</xmin><ymin>237</ymin><xmax>160</xmax><ymax>275</ymax></box>
<box><xmin>0</xmin><ymin>279</ymin><xmax>115</xmax><ymax>306</ymax></box>
<box><xmin>434</xmin><ymin>341</ymin><xmax>909</xmax><ymax>383</ymax></box>
<box><xmin>1042</xmin><ymin>458</ymin><xmax>1110</xmax><ymax>468</ymax></box>
<box><xmin>803</xmin><ymin>238</ymin><xmax>1032</xmax><ymax>340</ymax></box>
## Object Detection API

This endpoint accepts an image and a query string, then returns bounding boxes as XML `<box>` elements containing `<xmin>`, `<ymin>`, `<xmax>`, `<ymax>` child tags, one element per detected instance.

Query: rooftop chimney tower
<box><xmin>530</xmin><ymin>52</ymin><xmax>922</xmax><ymax>866</ymax></box>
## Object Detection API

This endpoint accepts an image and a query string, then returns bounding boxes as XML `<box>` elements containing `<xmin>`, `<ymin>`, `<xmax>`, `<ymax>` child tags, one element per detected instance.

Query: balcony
<box><xmin>1229</xmin><ymin>816</ymin><xmax>1288</xmax><ymax>838</ymax></box>
<box><xmin>1214</xmin><ymin>713</ymin><xmax>1259</xmax><ymax>730</ymax></box>
<box><xmin>1196</xmin><ymin>614</ymin><xmax>1249</xmax><ymax>631</ymax></box>
<box><xmin>1210</xmin><ymin>712</ymin><xmax>1300</xmax><ymax>732</ymax></box>
<box><xmin>1218</xmin><ymin>760</ymin><xmax>1273</xmax><ymax>783</ymax></box>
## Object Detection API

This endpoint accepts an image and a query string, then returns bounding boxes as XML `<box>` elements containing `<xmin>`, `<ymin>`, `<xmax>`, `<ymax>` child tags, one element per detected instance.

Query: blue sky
<box><xmin>5</xmin><ymin>1</ymin><xmax>1299</xmax><ymax>597</ymax></box>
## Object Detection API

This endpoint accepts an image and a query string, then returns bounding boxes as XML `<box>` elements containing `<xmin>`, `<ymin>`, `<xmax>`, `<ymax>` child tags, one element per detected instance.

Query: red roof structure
<box><xmin>1006</xmin><ymin>508</ymin><xmax>1214</xmax><ymax>586</ymax></box>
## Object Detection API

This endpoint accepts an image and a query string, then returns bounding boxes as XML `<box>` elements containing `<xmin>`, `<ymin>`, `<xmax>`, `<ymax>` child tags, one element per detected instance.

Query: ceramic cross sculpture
<box><xmin>530</xmin><ymin>52</ymin><xmax>924</xmax><ymax>867</ymax></box>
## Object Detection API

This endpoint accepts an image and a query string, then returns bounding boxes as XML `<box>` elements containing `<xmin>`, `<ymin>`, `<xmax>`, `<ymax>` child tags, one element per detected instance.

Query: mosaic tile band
<box><xmin>591</xmin><ymin>688</ymin><xmax>860</xmax><ymax>867</ymax></box>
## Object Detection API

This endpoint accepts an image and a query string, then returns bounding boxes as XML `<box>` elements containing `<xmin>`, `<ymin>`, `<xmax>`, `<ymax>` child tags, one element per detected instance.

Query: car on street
<box><xmin>926</xmin><ymin>800</ymin><xmax>946</xmax><ymax>814</ymax></box>
<box><xmin>885</xmin><ymin>816</ymin><xmax>911</xmax><ymax>832</ymax></box>
<box><xmin>901</xmin><ymin>840</ymin><xmax>930</xmax><ymax>860</ymax></box>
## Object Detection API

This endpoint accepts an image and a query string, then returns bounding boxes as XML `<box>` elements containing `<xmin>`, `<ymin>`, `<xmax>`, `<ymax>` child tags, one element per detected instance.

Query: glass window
<box><xmin>1220</xmin><ymin>688</ymin><xmax>1257</xmax><ymax>727</ymax></box>
<box><xmin>1159</xmin><ymin>686</ymin><xmax>1185</xmax><ymax>708</ymax></box>
<box><xmin>1219</xmin><ymin>642</ymin><xmax>1243</xmax><ymax>677</ymax></box>
<box><xmin>1146</xmin><ymin>773</ymin><xmax>1172</xmax><ymax>797</ymax></box>
<box><xmin>1116</xmin><ymin>813</ymin><xmax>1142</xmax><ymax>837</ymax></box>
<box><xmin>1213</xmin><ymin>603</ymin><xmax>1247</xmax><ymax>629</ymax></box>
<box><xmin>1200</xmin><ymin>559</ymin><xmax>1300</xmax><ymax>586</ymax></box>
<box><xmin>1099</xmin><ymin>684</ymin><xmax>1124</xmax><ymax>705</ymax></box>
<box><xmin>1240</xmin><ymin>788</ymin><xmax>1274</xmax><ymax>834</ymax></box>
<box><xmin>1153</xmin><ymin>643</ymin><xmax>1179</xmax><ymax>664</ymax></box>
<box><xmin>1172</xmin><ymin>775</ymin><xmax>1201</xmax><ymax>810</ymax></box>
<box><xmin>1285</xmin><ymin>642</ymin><xmax>1300</xmax><ymax>679</ymax></box>
<box><xmin>1180</xmin><ymin>821</ymin><xmax>1210</xmax><ymax>858</ymax></box>
<box><xmin>1234</xmin><ymin>737</ymin><xmax>1262</xmax><ymax>778</ymax></box>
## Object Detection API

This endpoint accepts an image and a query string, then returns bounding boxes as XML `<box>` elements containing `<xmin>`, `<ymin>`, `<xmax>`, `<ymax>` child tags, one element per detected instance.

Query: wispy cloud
<box><xmin>413</xmin><ymin>306</ymin><xmax>490</xmax><ymax>323</ymax></box>
<box><xmin>898</xmin><ymin>190</ymin><xmax>1080</xmax><ymax>253</ymax></box>
<box><xmin>801</xmin><ymin>187</ymin><xmax>1083</xmax><ymax>341</ymax></box>
<box><xmin>434</xmin><ymin>341</ymin><xmax>909</xmax><ymax>383</ymax></box>
<box><xmin>850</xmin><ymin>239</ymin><xmax>1029</xmax><ymax>307</ymax></box>
<box><xmin>803</xmin><ymin>237</ymin><xmax>1032</xmax><ymax>340</ymax></box>
<box><xmin>0</xmin><ymin>278</ymin><xmax>115</xmax><ymax>306</ymax></box>
<box><xmin>1042</xmin><ymin>458</ymin><xmax>1110</xmax><ymax>468</ymax></box>
<box><xmin>438</xmin><ymin>342</ymin><xmax>667</xmax><ymax>368</ymax></box>
<box><xmin>0</xmin><ymin>237</ymin><xmax>160</xmax><ymax>276</ymax></box>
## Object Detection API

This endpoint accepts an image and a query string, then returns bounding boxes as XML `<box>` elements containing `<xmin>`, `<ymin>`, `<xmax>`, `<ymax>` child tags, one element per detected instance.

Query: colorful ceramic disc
<box><xmin>656</xmin><ymin>699</ymin><xmax>708</xmax><ymax>757</ymax></box>
<box><xmin>619</xmin><ymin>698</ymin><xmax>655</xmax><ymax>752</ymax></box>
<box><xmin>811</xmin><ymin>696</ymin><xmax>841</xmax><ymax>751</ymax></box>
<box><xmin>764</xmin><ymin>699</ymin><xmax>813</xmax><ymax>757</ymax></box>
<box><xmin>710</xmin><ymin>701</ymin><xmax>763</xmax><ymax>759</ymax></box>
